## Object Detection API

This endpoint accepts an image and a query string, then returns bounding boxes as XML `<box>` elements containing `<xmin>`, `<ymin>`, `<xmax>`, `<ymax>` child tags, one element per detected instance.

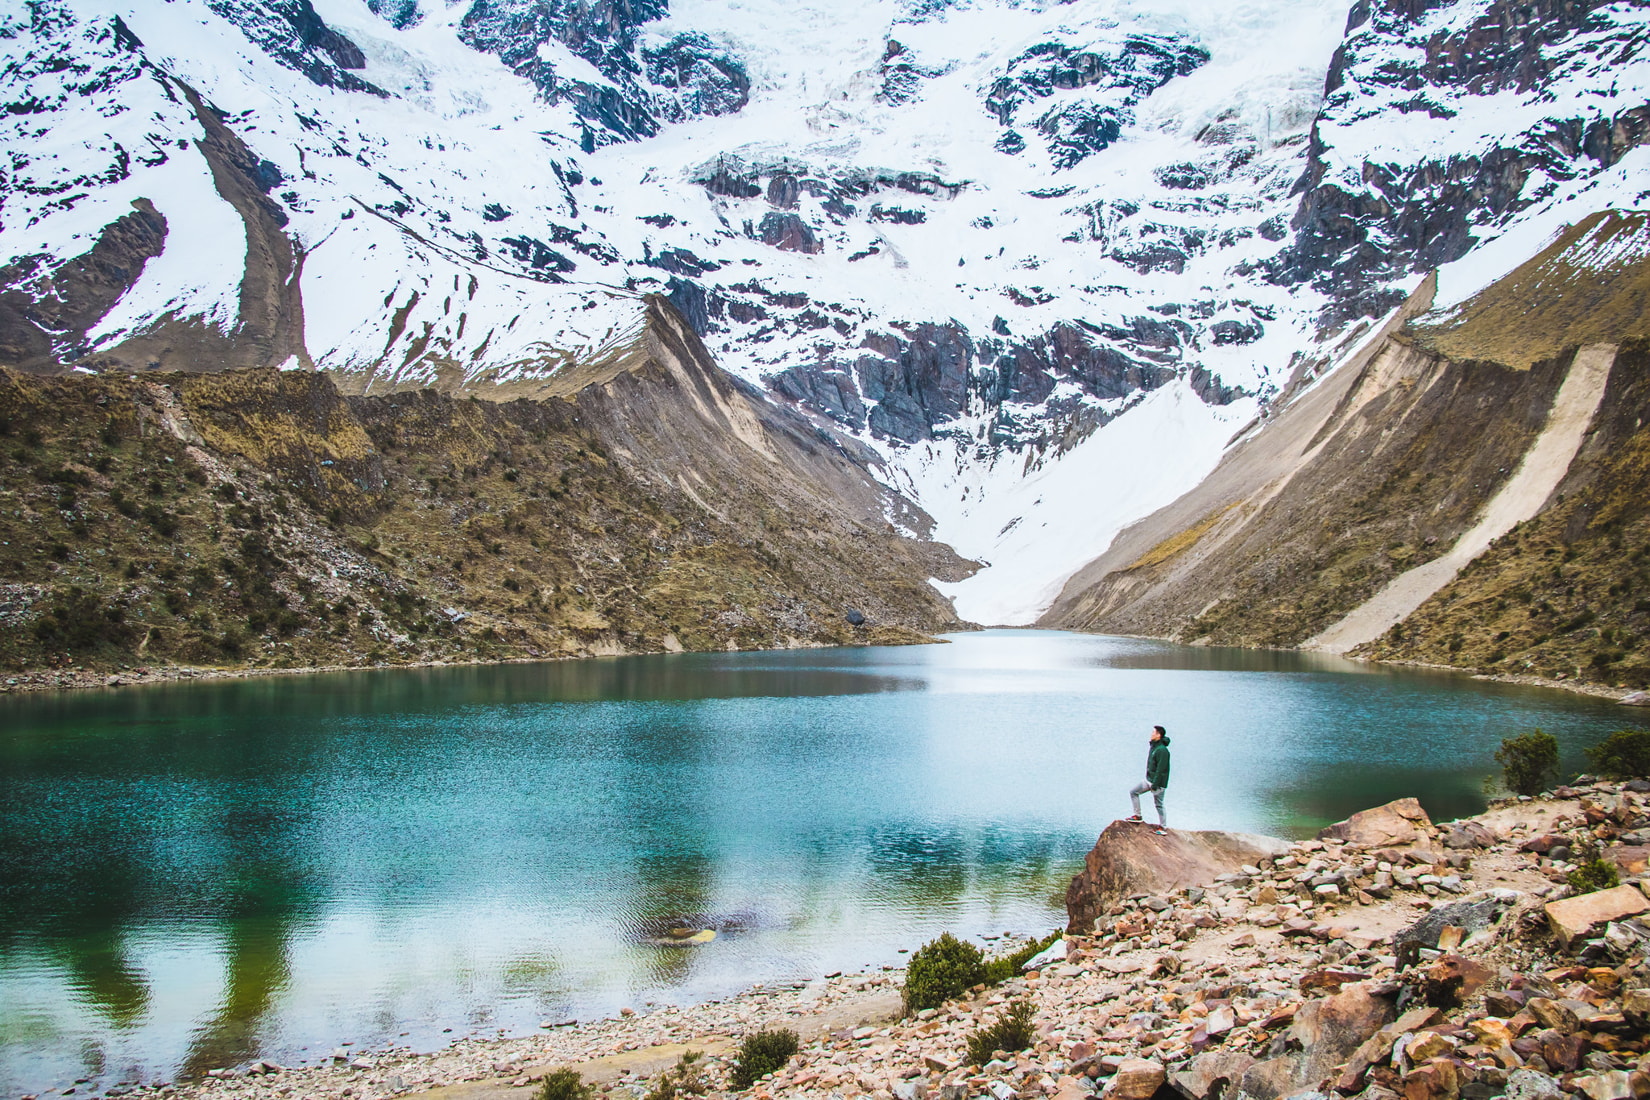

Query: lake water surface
<box><xmin>0</xmin><ymin>630</ymin><xmax>1637</xmax><ymax>1094</ymax></box>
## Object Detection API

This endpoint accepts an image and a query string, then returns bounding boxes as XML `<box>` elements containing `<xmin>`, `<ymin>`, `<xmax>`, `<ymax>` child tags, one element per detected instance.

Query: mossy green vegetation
<box><xmin>536</xmin><ymin>1069</ymin><xmax>596</xmax><ymax>1100</ymax></box>
<box><xmin>644</xmin><ymin>1051</ymin><xmax>710</xmax><ymax>1100</ymax></box>
<box><xmin>1568</xmin><ymin>857</ymin><xmax>1622</xmax><ymax>895</ymax></box>
<box><xmin>1585</xmin><ymin>729</ymin><xmax>1650</xmax><ymax>778</ymax></box>
<box><xmin>903</xmin><ymin>933</ymin><xmax>985</xmax><ymax>1014</ymax></box>
<box><xmin>965</xmin><ymin>1000</ymin><xmax>1036</xmax><ymax>1066</ymax></box>
<box><xmin>1494</xmin><ymin>731</ymin><xmax>1559</xmax><ymax>796</ymax></box>
<box><xmin>982</xmin><ymin>929</ymin><xmax>1063</xmax><ymax>984</ymax></box>
<box><xmin>0</xmin><ymin>366</ymin><xmax>955</xmax><ymax>676</ymax></box>
<box><xmin>729</xmin><ymin>1029</ymin><xmax>797</xmax><ymax>1090</ymax></box>
<box><xmin>903</xmin><ymin>929</ymin><xmax>1062</xmax><ymax>1014</ymax></box>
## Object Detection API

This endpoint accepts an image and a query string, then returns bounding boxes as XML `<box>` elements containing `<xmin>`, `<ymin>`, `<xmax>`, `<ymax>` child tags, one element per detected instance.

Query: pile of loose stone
<box><xmin>88</xmin><ymin>779</ymin><xmax>1650</xmax><ymax>1100</ymax></box>
<box><xmin>751</xmin><ymin>779</ymin><xmax>1650</xmax><ymax>1100</ymax></box>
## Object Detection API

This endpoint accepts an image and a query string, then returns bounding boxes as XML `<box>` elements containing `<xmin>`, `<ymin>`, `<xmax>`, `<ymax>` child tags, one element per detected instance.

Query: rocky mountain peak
<box><xmin>1</xmin><ymin>0</ymin><xmax>1646</xmax><ymax>626</ymax></box>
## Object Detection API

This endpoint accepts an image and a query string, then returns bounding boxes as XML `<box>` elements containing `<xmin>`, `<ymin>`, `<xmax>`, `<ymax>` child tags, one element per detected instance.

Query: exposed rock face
<box><xmin>4</xmin><ymin>0</ymin><xmax>1648</xmax><ymax>644</ymax></box>
<box><xmin>984</xmin><ymin>36</ymin><xmax>1210</xmax><ymax>169</ymax></box>
<box><xmin>208</xmin><ymin>0</ymin><xmax>385</xmax><ymax>95</ymax></box>
<box><xmin>1318</xmin><ymin>798</ymin><xmax>1434</xmax><ymax>849</ymax></box>
<box><xmin>0</xmin><ymin>200</ymin><xmax>167</xmax><ymax>369</ymax></box>
<box><xmin>1275</xmin><ymin>0</ymin><xmax>1650</xmax><ymax>326</ymax></box>
<box><xmin>1045</xmin><ymin>209</ymin><xmax>1650</xmax><ymax>689</ymax></box>
<box><xmin>1065</xmin><ymin>821</ymin><xmax>1290</xmax><ymax>934</ymax></box>
<box><xmin>1042</xmin><ymin>301</ymin><xmax>1571</xmax><ymax>646</ymax></box>
<box><xmin>456</xmin><ymin>0</ymin><xmax>746</xmax><ymax>145</ymax></box>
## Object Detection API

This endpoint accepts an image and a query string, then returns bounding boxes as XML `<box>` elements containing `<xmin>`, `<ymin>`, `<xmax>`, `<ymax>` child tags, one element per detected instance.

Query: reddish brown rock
<box><xmin>1240</xmin><ymin>985</ymin><xmax>1397</xmax><ymax>1100</ymax></box>
<box><xmin>1606</xmin><ymin>845</ymin><xmax>1650</xmax><ymax>874</ymax></box>
<box><xmin>1319</xmin><ymin>799</ymin><xmax>1433</xmax><ymax>848</ymax></box>
<box><xmin>1526</xmin><ymin>998</ymin><xmax>1581</xmax><ymax>1034</ymax></box>
<box><xmin>1109</xmin><ymin>1058</ymin><xmax>1167</xmax><ymax>1100</ymax></box>
<box><xmin>1623</xmin><ymin>988</ymin><xmax>1650</xmax><ymax>1026</ymax></box>
<box><xmin>1539</xmin><ymin>1032</ymin><xmax>1586</xmax><ymax>1072</ymax></box>
<box><xmin>1302</xmin><ymin>968</ymin><xmax>1370</xmax><ymax>994</ymax></box>
<box><xmin>1336</xmin><ymin>1008</ymin><xmax>1443</xmax><ymax>1096</ymax></box>
<box><xmin>1169</xmin><ymin>1050</ymin><xmax>1256</xmax><ymax>1100</ymax></box>
<box><xmin>1544</xmin><ymin>885</ymin><xmax>1650</xmax><ymax>946</ymax></box>
<box><xmin>1401</xmin><ymin>1060</ymin><xmax>1460</xmax><ymax>1100</ymax></box>
<box><xmin>1066</xmin><ymin>821</ymin><xmax>1289</xmax><ymax>933</ymax></box>
<box><xmin>1413</xmin><ymin>955</ymin><xmax>1495</xmax><ymax>1009</ymax></box>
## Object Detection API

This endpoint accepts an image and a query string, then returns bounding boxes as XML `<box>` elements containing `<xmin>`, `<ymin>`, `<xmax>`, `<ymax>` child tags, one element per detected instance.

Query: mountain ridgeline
<box><xmin>0</xmin><ymin>300</ymin><xmax>969</xmax><ymax>676</ymax></box>
<box><xmin>1044</xmin><ymin>212</ymin><xmax>1650</xmax><ymax>692</ymax></box>
<box><xmin>0</xmin><ymin>0</ymin><xmax>1648</xmax><ymax>684</ymax></box>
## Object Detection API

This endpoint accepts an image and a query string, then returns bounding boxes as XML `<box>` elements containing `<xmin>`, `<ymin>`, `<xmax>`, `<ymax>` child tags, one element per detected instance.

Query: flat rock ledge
<box><xmin>75</xmin><ymin>783</ymin><xmax>1650</xmax><ymax>1100</ymax></box>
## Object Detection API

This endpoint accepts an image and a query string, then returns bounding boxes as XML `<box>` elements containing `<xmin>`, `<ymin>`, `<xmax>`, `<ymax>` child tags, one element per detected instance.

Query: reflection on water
<box><xmin>0</xmin><ymin>630</ymin><xmax>1636</xmax><ymax>1094</ymax></box>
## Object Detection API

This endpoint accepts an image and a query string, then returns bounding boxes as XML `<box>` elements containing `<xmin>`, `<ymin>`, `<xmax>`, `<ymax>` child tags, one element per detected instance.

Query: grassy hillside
<box><xmin>0</xmin><ymin>361</ymin><xmax>966</xmax><ymax>678</ymax></box>
<box><xmin>1359</xmin><ymin>340</ymin><xmax>1650</xmax><ymax>688</ymax></box>
<box><xmin>1044</xmin><ymin>338</ymin><xmax>1565</xmax><ymax>647</ymax></box>
<box><xmin>1412</xmin><ymin>211</ymin><xmax>1650</xmax><ymax>370</ymax></box>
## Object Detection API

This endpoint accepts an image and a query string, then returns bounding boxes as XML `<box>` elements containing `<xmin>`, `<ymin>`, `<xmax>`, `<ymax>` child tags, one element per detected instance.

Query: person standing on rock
<box><xmin>1127</xmin><ymin>726</ymin><xmax>1170</xmax><ymax>834</ymax></box>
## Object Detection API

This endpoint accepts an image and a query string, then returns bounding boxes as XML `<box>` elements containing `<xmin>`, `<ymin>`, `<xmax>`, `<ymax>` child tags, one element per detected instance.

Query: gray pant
<box><xmin>1130</xmin><ymin>781</ymin><xmax>1166</xmax><ymax>826</ymax></box>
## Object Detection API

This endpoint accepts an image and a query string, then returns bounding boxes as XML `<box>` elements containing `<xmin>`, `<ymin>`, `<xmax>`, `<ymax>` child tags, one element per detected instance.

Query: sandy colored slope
<box><xmin>1040</xmin><ymin>276</ymin><xmax>1437</xmax><ymax>629</ymax></box>
<box><xmin>1306</xmin><ymin>342</ymin><xmax>1616</xmax><ymax>652</ymax></box>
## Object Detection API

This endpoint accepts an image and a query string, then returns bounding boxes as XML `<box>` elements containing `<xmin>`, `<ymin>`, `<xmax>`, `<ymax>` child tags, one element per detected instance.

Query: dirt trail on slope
<box><xmin>1306</xmin><ymin>342</ymin><xmax>1617</xmax><ymax>654</ymax></box>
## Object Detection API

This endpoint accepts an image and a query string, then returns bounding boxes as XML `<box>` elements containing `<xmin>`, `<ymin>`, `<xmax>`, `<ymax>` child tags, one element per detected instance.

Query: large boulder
<box><xmin>1233</xmin><ymin>984</ymin><xmax>1397</xmax><ymax>1100</ymax></box>
<box><xmin>1545</xmin><ymin>884</ymin><xmax>1650</xmax><ymax>946</ymax></box>
<box><xmin>1170</xmin><ymin>1050</ymin><xmax>1256</xmax><ymax>1100</ymax></box>
<box><xmin>1067</xmin><ymin>821</ymin><xmax>1290</xmax><ymax>933</ymax></box>
<box><xmin>1392</xmin><ymin>891</ymin><xmax>1518</xmax><ymax>967</ymax></box>
<box><xmin>1108</xmin><ymin>1059</ymin><xmax>1168</xmax><ymax>1100</ymax></box>
<box><xmin>1317</xmin><ymin>798</ymin><xmax>1433</xmax><ymax>848</ymax></box>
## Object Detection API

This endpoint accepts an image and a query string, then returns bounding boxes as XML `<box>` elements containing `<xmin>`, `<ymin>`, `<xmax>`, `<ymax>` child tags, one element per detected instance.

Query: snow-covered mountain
<box><xmin>3</xmin><ymin>0</ymin><xmax>1647</xmax><ymax>624</ymax></box>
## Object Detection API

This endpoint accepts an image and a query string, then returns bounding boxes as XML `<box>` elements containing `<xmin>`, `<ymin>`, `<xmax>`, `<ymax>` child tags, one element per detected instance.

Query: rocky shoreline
<box><xmin>42</xmin><ymin>779</ymin><xmax>1650</xmax><ymax>1100</ymax></box>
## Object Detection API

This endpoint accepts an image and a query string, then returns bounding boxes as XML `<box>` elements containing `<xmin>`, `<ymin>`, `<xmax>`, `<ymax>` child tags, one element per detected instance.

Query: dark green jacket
<box><xmin>1147</xmin><ymin>738</ymin><xmax>1171</xmax><ymax>788</ymax></box>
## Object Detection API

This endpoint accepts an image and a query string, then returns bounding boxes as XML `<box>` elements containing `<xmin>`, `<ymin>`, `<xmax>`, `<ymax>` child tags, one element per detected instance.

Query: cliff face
<box><xmin>1274</xmin><ymin>0</ymin><xmax>1650</xmax><ymax>326</ymax></box>
<box><xmin>1043</xmin><ymin>212</ymin><xmax>1650</xmax><ymax>692</ymax></box>
<box><xmin>0</xmin><ymin>298</ymin><xmax>970</xmax><ymax>676</ymax></box>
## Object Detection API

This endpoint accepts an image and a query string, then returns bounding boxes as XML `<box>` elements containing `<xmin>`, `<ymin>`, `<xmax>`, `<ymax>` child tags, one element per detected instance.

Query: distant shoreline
<box><xmin>0</xmin><ymin>634</ymin><xmax>1640</xmax><ymax>706</ymax></box>
<box><xmin>0</xmin><ymin>633</ymin><xmax>948</xmax><ymax>698</ymax></box>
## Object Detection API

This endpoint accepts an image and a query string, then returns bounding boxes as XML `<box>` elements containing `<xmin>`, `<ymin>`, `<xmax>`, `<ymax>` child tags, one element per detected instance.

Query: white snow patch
<box><xmin>903</xmin><ymin>382</ymin><xmax>1258</xmax><ymax>625</ymax></box>
<box><xmin>1431</xmin><ymin>146</ymin><xmax>1650</xmax><ymax>312</ymax></box>
<box><xmin>88</xmin><ymin>148</ymin><xmax>247</xmax><ymax>345</ymax></box>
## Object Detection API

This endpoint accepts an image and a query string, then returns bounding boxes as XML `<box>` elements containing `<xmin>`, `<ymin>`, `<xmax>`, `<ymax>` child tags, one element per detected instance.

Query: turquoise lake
<box><xmin>0</xmin><ymin>629</ymin><xmax>1639</xmax><ymax>1094</ymax></box>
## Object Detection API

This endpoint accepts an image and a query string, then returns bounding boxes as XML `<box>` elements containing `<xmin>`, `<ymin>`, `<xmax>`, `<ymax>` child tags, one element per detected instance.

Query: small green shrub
<box><xmin>729</xmin><ymin>1028</ymin><xmax>797</xmax><ymax>1090</ymax></box>
<box><xmin>535</xmin><ymin>1068</ymin><xmax>595</xmax><ymax>1100</ymax></box>
<box><xmin>981</xmin><ymin>929</ymin><xmax>1063</xmax><ymax>984</ymax></box>
<box><xmin>904</xmin><ymin>932</ymin><xmax>986</xmax><ymax>1013</ymax></box>
<box><xmin>644</xmin><ymin>1051</ymin><xmax>710</xmax><ymax>1100</ymax></box>
<box><xmin>1495</xmin><ymin>730</ymin><xmax>1559</xmax><ymax>796</ymax></box>
<box><xmin>141</xmin><ymin>503</ymin><xmax>179</xmax><ymax>537</ymax></box>
<box><xmin>1568</xmin><ymin>857</ymin><xmax>1621</xmax><ymax>895</ymax></box>
<box><xmin>1585</xmin><ymin>729</ymin><xmax>1650</xmax><ymax>778</ymax></box>
<box><xmin>965</xmin><ymin>1000</ymin><xmax>1036</xmax><ymax>1066</ymax></box>
<box><xmin>31</xmin><ymin>586</ymin><xmax>130</xmax><ymax>651</ymax></box>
